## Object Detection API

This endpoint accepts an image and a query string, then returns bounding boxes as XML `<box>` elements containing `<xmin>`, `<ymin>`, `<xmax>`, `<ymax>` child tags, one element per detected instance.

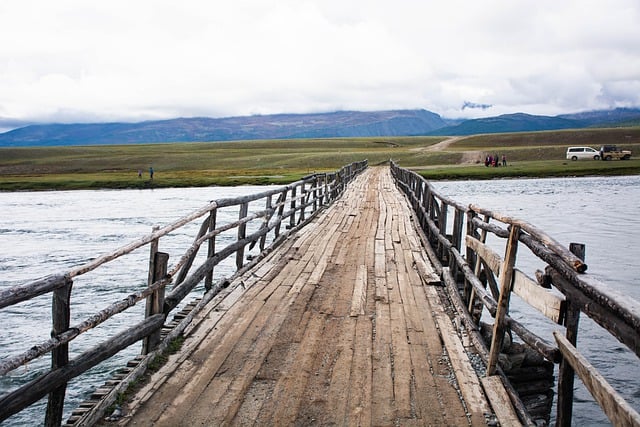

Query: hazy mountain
<box><xmin>0</xmin><ymin>108</ymin><xmax>638</xmax><ymax>147</ymax></box>
<box><xmin>428</xmin><ymin>108</ymin><xmax>640</xmax><ymax>136</ymax></box>
<box><xmin>0</xmin><ymin>109</ymin><xmax>446</xmax><ymax>147</ymax></box>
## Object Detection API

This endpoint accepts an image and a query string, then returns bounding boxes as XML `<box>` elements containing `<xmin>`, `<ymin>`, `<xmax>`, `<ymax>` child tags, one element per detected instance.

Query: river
<box><xmin>1</xmin><ymin>176</ymin><xmax>639</xmax><ymax>426</ymax></box>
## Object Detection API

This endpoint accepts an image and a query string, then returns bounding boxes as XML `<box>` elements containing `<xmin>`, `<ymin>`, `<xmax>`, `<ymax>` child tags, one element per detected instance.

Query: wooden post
<box><xmin>299</xmin><ymin>182</ymin><xmax>306</xmax><ymax>224</ymax></box>
<box><xmin>487</xmin><ymin>225</ymin><xmax>520</xmax><ymax>375</ymax></box>
<box><xmin>236</xmin><ymin>202</ymin><xmax>249</xmax><ymax>270</ymax></box>
<box><xmin>143</xmin><ymin>251</ymin><xmax>168</xmax><ymax>354</ymax></box>
<box><xmin>289</xmin><ymin>185</ymin><xmax>297</xmax><ymax>230</ymax></box>
<box><xmin>438</xmin><ymin>200</ymin><xmax>448</xmax><ymax>261</ymax></box>
<box><xmin>312</xmin><ymin>177</ymin><xmax>318</xmax><ymax>213</ymax></box>
<box><xmin>323</xmin><ymin>174</ymin><xmax>329</xmax><ymax>204</ymax></box>
<box><xmin>467</xmin><ymin>214</ymin><xmax>490</xmax><ymax>321</ymax></box>
<box><xmin>556</xmin><ymin>243</ymin><xmax>585</xmax><ymax>427</ymax></box>
<box><xmin>449</xmin><ymin>208</ymin><xmax>464</xmax><ymax>276</ymax></box>
<box><xmin>204</xmin><ymin>209</ymin><xmax>217</xmax><ymax>291</ymax></box>
<box><xmin>45</xmin><ymin>275</ymin><xmax>73</xmax><ymax>427</ymax></box>
<box><xmin>260</xmin><ymin>195</ymin><xmax>271</xmax><ymax>252</ymax></box>
<box><xmin>275</xmin><ymin>189</ymin><xmax>287</xmax><ymax>237</ymax></box>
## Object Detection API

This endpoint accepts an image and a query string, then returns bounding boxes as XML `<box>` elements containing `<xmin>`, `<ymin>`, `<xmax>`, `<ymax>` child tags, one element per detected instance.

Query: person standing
<box><xmin>502</xmin><ymin>154</ymin><xmax>507</xmax><ymax>166</ymax></box>
<box><xmin>149</xmin><ymin>166</ymin><xmax>154</xmax><ymax>180</ymax></box>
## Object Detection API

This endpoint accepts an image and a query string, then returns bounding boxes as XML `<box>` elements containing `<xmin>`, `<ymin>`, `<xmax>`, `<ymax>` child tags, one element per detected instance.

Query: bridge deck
<box><xmin>122</xmin><ymin>167</ymin><xmax>495</xmax><ymax>426</ymax></box>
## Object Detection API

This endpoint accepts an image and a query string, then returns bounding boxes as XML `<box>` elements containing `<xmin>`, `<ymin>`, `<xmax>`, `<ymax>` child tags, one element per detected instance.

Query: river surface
<box><xmin>1</xmin><ymin>176</ymin><xmax>639</xmax><ymax>426</ymax></box>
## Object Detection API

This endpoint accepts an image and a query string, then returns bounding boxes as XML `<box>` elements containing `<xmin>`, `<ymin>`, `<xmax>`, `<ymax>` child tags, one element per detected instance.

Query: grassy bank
<box><xmin>1</xmin><ymin>128</ymin><xmax>639</xmax><ymax>191</ymax></box>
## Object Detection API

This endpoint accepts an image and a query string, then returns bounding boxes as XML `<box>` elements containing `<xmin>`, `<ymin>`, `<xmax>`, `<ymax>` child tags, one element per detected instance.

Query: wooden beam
<box><xmin>554</xmin><ymin>332</ymin><xmax>640</xmax><ymax>427</ymax></box>
<box><xmin>513</xmin><ymin>269</ymin><xmax>565</xmax><ymax>324</ymax></box>
<box><xmin>481</xmin><ymin>376</ymin><xmax>522</xmax><ymax>427</ymax></box>
<box><xmin>488</xmin><ymin>225</ymin><xmax>520</xmax><ymax>376</ymax></box>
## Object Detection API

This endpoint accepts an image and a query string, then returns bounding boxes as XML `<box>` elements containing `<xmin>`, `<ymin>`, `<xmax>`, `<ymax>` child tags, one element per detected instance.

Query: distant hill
<box><xmin>0</xmin><ymin>109</ymin><xmax>447</xmax><ymax>147</ymax></box>
<box><xmin>427</xmin><ymin>108</ymin><xmax>640</xmax><ymax>136</ymax></box>
<box><xmin>0</xmin><ymin>108</ymin><xmax>638</xmax><ymax>147</ymax></box>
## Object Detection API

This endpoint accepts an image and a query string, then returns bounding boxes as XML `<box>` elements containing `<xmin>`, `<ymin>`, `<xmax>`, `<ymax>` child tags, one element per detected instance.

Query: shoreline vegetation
<box><xmin>1</xmin><ymin>128</ymin><xmax>639</xmax><ymax>191</ymax></box>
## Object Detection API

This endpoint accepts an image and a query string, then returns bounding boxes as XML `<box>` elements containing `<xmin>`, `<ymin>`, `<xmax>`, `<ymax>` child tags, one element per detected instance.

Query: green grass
<box><xmin>1</xmin><ymin>129</ymin><xmax>639</xmax><ymax>190</ymax></box>
<box><xmin>416</xmin><ymin>159</ymin><xmax>640</xmax><ymax>180</ymax></box>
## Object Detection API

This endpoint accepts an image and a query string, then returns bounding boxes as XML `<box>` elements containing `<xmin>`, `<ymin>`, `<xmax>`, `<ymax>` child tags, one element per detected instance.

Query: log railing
<box><xmin>0</xmin><ymin>160</ymin><xmax>368</xmax><ymax>426</ymax></box>
<box><xmin>390</xmin><ymin>160</ymin><xmax>640</xmax><ymax>427</ymax></box>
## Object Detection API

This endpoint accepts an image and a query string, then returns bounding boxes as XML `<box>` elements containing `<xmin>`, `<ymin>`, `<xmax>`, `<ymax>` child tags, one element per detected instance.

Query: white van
<box><xmin>566</xmin><ymin>147</ymin><xmax>600</xmax><ymax>160</ymax></box>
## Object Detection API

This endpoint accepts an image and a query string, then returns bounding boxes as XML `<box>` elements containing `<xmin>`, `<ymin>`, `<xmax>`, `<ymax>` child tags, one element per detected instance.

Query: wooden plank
<box><xmin>350</xmin><ymin>264</ymin><xmax>368</xmax><ymax>317</ymax></box>
<box><xmin>481</xmin><ymin>376</ymin><xmax>522</xmax><ymax>426</ymax></box>
<box><xmin>193</xmin><ymin>284</ymin><xmax>293</xmax><ymax>425</ymax></box>
<box><xmin>423</xmin><ymin>282</ymin><xmax>492</xmax><ymax>425</ymax></box>
<box><xmin>348</xmin><ymin>311</ymin><xmax>373</xmax><ymax>425</ymax></box>
<box><xmin>513</xmin><ymin>269</ymin><xmax>565</xmax><ymax>324</ymax></box>
<box><xmin>466</xmin><ymin>234</ymin><xmax>501</xmax><ymax>275</ymax></box>
<box><xmin>488</xmin><ymin>225</ymin><xmax>520</xmax><ymax>376</ymax></box>
<box><xmin>372</xmin><ymin>300</ymin><xmax>395</xmax><ymax>424</ymax></box>
<box><xmin>401</xmin><ymin>241</ymin><xmax>468</xmax><ymax>424</ymax></box>
<box><xmin>554</xmin><ymin>332</ymin><xmax>640</xmax><ymax>427</ymax></box>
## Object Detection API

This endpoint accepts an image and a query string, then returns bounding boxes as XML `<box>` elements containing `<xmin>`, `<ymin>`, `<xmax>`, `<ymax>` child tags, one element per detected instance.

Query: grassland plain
<box><xmin>0</xmin><ymin>128</ymin><xmax>639</xmax><ymax>191</ymax></box>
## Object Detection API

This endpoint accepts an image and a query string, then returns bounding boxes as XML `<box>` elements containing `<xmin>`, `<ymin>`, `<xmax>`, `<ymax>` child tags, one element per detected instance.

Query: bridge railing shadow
<box><xmin>0</xmin><ymin>160</ymin><xmax>368</xmax><ymax>426</ymax></box>
<box><xmin>391</xmin><ymin>160</ymin><xmax>640</xmax><ymax>427</ymax></box>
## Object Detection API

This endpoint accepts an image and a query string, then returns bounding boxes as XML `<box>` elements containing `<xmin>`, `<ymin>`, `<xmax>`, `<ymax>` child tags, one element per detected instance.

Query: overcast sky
<box><xmin>1</xmin><ymin>0</ymin><xmax>639</xmax><ymax>130</ymax></box>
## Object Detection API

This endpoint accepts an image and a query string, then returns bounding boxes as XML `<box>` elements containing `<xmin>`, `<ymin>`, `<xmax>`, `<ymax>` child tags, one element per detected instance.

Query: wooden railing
<box><xmin>0</xmin><ymin>160</ymin><xmax>368</xmax><ymax>426</ymax></box>
<box><xmin>390</xmin><ymin>160</ymin><xmax>640</xmax><ymax>427</ymax></box>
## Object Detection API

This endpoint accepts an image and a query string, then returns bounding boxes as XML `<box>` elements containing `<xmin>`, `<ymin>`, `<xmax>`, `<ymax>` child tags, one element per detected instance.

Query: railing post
<box><xmin>204</xmin><ymin>209</ymin><xmax>217</xmax><ymax>291</ymax></box>
<box><xmin>487</xmin><ymin>224</ymin><xmax>520</xmax><ymax>375</ymax></box>
<box><xmin>323</xmin><ymin>173</ymin><xmax>329</xmax><ymax>205</ymax></box>
<box><xmin>236</xmin><ymin>202</ymin><xmax>249</xmax><ymax>269</ymax></box>
<box><xmin>45</xmin><ymin>275</ymin><xmax>73</xmax><ymax>427</ymax></box>
<box><xmin>299</xmin><ymin>181</ymin><xmax>306</xmax><ymax>224</ymax></box>
<box><xmin>556</xmin><ymin>243</ymin><xmax>585</xmax><ymax>427</ymax></box>
<box><xmin>312</xmin><ymin>177</ymin><xmax>318</xmax><ymax>213</ymax></box>
<box><xmin>448</xmin><ymin>208</ymin><xmax>465</xmax><ymax>277</ymax></box>
<box><xmin>143</xmin><ymin>251</ymin><xmax>168</xmax><ymax>354</ymax></box>
<box><xmin>438</xmin><ymin>200</ymin><xmax>448</xmax><ymax>261</ymax></box>
<box><xmin>467</xmin><ymin>213</ymin><xmax>490</xmax><ymax>323</ymax></box>
<box><xmin>289</xmin><ymin>185</ymin><xmax>297</xmax><ymax>230</ymax></box>
<box><xmin>275</xmin><ymin>189</ymin><xmax>287</xmax><ymax>238</ymax></box>
<box><xmin>260</xmin><ymin>195</ymin><xmax>272</xmax><ymax>251</ymax></box>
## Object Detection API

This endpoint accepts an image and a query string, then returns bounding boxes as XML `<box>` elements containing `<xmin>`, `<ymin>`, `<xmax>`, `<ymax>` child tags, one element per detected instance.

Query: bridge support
<box><xmin>144</xmin><ymin>228</ymin><xmax>169</xmax><ymax>355</ymax></box>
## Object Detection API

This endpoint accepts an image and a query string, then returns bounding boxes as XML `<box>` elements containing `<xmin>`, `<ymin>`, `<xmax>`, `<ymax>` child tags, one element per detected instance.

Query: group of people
<box><xmin>485</xmin><ymin>154</ymin><xmax>507</xmax><ymax>167</ymax></box>
<box><xmin>137</xmin><ymin>167</ymin><xmax>154</xmax><ymax>179</ymax></box>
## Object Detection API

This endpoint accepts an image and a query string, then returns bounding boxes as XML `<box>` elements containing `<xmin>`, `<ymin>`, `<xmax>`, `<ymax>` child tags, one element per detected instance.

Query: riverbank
<box><xmin>1</xmin><ymin>129</ymin><xmax>639</xmax><ymax>191</ymax></box>
<box><xmin>2</xmin><ymin>159</ymin><xmax>640</xmax><ymax>191</ymax></box>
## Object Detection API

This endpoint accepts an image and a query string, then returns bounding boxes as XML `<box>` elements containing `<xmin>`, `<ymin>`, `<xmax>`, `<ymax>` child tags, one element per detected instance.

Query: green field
<box><xmin>1</xmin><ymin>127</ymin><xmax>639</xmax><ymax>191</ymax></box>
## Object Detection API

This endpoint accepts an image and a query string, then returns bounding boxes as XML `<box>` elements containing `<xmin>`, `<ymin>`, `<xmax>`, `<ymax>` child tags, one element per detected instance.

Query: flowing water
<box><xmin>1</xmin><ymin>176</ymin><xmax>639</xmax><ymax>426</ymax></box>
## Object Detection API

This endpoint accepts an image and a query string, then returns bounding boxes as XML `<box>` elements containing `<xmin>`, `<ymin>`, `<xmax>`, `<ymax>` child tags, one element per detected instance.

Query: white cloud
<box><xmin>0</xmin><ymin>0</ymin><xmax>639</xmax><ymax>125</ymax></box>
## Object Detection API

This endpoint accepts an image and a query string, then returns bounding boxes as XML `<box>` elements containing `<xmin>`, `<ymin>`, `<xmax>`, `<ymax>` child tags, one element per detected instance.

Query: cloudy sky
<box><xmin>1</xmin><ymin>0</ymin><xmax>639</xmax><ymax>130</ymax></box>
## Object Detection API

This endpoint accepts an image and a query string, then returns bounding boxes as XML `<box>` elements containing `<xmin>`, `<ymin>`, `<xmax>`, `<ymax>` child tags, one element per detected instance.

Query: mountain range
<box><xmin>0</xmin><ymin>108</ymin><xmax>639</xmax><ymax>147</ymax></box>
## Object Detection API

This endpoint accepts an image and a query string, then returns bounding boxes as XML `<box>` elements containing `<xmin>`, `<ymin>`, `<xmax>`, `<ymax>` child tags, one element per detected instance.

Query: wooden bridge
<box><xmin>1</xmin><ymin>162</ymin><xmax>639</xmax><ymax>426</ymax></box>
<box><xmin>120</xmin><ymin>167</ymin><xmax>497</xmax><ymax>426</ymax></box>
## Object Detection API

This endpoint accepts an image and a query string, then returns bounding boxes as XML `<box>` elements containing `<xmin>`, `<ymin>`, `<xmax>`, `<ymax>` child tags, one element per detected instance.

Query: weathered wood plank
<box><xmin>488</xmin><ymin>225</ymin><xmax>520</xmax><ymax>376</ymax></box>
<box><xmin>481</xmin><ymin>376</ymin><xmax>522</xmax><ymax>426</ymax></box>
<box><xmin>554</xmin><ymin>332</ymin><xmax>640</xmax><ymax>427</ymax></box>
<box><xmin>466</xmin><ymin>236</ymin><xmax>565</xmax><ymax>324</ymax></box>
<box><xmin>350</xmin><ymin>264</ymin><xmax>368</xmax><ymax>317</ymax></box>
<box><xmin>423</xmin><ymin>280</ymin><xmax>492</xmax><ymax>426</ymax></box>
<box><xmin>466</xmin><ymin>234</ymin><xmax>502</xmax><ymax>275</ymax></box>
<box><xmin>513</xmin><ymin>269</ymin><xmax>565</xmax><ymax>324</ymax></box>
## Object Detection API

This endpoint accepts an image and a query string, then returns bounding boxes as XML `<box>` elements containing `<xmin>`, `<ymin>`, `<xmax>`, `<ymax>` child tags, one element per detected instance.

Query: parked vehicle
<box><xmin>599</xmin><ymin>145</ymin><xmax>632</xmax><ymax>160</ymax></box>
<box><xmin>566</xmin><ymin>146</ymin><xmax>600</xmax><ymax>161</ymax></box>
